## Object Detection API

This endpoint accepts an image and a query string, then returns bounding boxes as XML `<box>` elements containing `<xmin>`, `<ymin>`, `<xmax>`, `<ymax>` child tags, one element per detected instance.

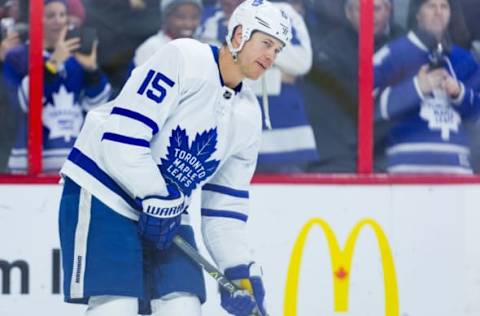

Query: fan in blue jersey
<box><xmin>2</xmin><ymin>0</ymin><xmax>111</xmax><ymax>173</ymax></box>
<box><xmin>57</xmin><ymin>0</ymin><xmax>291</xmax><ymax>315</ymax></box>
<box><xmin>374</xmin><ymin>0</ymin><xmax>480</xmax><ymax>174</ymax></box>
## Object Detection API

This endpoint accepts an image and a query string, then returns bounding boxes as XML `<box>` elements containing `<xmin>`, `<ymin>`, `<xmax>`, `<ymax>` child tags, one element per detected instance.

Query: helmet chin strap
<box><xmin>226</xmin><ymin>34</ymin><xmax>249</xmax><ymax>63</ymax></box>
<box><xmin>261</xmin><ymin>75</ymin><xmax>272</xmax><ymax>130</ymax></box>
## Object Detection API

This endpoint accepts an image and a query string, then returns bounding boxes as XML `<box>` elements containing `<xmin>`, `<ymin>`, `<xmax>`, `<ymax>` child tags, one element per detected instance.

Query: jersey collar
<box><xmin>210</xmin><ymin>45</ymin><xmax>243</xmax><ymax>94</ymax></box>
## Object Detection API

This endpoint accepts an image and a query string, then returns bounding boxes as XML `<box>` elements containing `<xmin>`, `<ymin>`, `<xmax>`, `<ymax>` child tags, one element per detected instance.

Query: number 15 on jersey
<box><xmin>137</xmin><ymin>69</ymin><xmax>176</xmax><ymax>104</ymax></box>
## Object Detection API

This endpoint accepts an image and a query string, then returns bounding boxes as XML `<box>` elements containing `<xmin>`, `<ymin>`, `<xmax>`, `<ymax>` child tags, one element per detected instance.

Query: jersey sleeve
<box><xmin>200</xmin><ymin>113</ymin><xmax>262</xmax><ymax>270</ymax></box>
<box><xmin>98</xmin><ymin>42</ymin><xmax>185</xmax><ymax>199</ymax></box>
<box><xmin>450</xmin><ymin>52</ymin><xmax>480</xmax><ymax>119</ymax></box>
<box><xmin>2</xmin><ymin>46</ymin><xmax>28</xmax><ymax>112</ymax></box>
<box><xmin>273</xmin><ymin>3</ymin><xmax>312</xmax><ymax>76</ymax></box>
<box><xmin>373</xmin><ymin>44</ymin><xmax>423</xmax><ymax>121</ymax></box>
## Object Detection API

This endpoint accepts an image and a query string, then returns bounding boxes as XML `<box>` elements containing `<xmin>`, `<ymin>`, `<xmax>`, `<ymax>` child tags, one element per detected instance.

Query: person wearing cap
<box><xmin>2</xmin><ymin>0</ymin><xmax>111</xmax><ymax>173</ymax></box>
<box><xmin>302</xmin><ymin>0</ymin><xmax>404</xmax><ymax>173</ymax></box>
<box><xmin>374</xmin><ymin>0</ymin><xmax>480</xmax><ymax>174</ymax></box>
<box><xmin>132</xmin><ymin>0</ymin><xmax>202</xmax><ymax>68</ymax></box>
<box><xmin>57</xmin><ymin>0</ymin><xmax>291</xmax><ymax>315</ymax></box>
<box><xmin>66</xmin><ymin>0</ymin><xmax>86</xmax><ymax>28</ymax></box>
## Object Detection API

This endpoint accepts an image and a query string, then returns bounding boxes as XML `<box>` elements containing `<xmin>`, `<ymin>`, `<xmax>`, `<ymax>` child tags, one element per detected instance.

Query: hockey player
<box><xmin>58</xmin><ymin>0</ymin><xmax>291</xmax><ymax>315</ymax></box>
<box><xmin>374</xmin><ymin>0</ymin><xmax>480</xmax><ymax>174</ymax></box>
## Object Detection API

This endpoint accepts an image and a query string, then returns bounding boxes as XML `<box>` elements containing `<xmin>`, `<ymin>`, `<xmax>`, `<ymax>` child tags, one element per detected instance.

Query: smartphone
<box><xmin>428</xmin><ymin>43</ymin><xmax>446</xmax><ymax>70</ymax></box>
<box><xmin>65</xmin><ymin>26</ymin><xmax>97</xmax><ymax>55</ymax></box>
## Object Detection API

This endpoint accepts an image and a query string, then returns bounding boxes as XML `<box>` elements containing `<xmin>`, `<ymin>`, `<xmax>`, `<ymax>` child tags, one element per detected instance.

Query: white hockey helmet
<box><xmin>226</xmin><ymin>0</ymin><xmax>292</xmax><ymax>60</ymax></box>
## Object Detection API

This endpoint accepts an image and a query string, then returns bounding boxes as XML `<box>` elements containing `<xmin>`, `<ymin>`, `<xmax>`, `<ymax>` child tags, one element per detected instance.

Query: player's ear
<box><xmin>232</xmin><ymin>25</ymin><xmax>243</xmax><ymax>48</ymax></box>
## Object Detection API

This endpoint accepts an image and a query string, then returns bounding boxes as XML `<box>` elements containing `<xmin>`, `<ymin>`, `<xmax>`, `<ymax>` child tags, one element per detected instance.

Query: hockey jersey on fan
<box><xmin>61</xmin><ymin>39</ymin><xmax>261</xmax><ymax>237</ymax></box>
<box><xmin>2</xmin><ymin>44</ymin><xmax>111</xmax><ymax>173</ymax></box>
<box><xmin>196</xmin><ymin>4</ymin><xmax>228</xmax><ymax>47</ymax></box>
<box><xmin>374</xmin><ymin>31</ymin><xmax>480</xmax><ymax>174</ymax></box>
<box><xmin>198</xmin><ymin>2</ymin><xmax>317</xmax><ymax>169</ymax></box>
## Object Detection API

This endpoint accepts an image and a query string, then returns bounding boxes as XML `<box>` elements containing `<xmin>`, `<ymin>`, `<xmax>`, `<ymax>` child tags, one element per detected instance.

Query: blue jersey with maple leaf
<box><xmin>61</xmin><ymin>39</ymin><xmax>262</xmax><ymax>269</ymax></box>
<box><xmin>2</xmin><ymin>43</ymin><xmax>111</xmax><ymax>173</ymax></box>
<box><xmin>374</xmin><ymin>31</ymin><xmax>480</xmax><ymax>174</ymax></box>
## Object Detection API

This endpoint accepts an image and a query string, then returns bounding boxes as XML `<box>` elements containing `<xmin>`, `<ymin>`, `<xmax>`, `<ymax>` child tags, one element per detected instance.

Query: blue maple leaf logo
<box><xmin>159</xmin><ymin>126</ymin><xmax>220</xmax><ymax>196</ymax></box>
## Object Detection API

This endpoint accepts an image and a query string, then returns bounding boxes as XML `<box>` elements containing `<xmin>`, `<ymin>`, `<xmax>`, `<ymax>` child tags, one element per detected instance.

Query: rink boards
<box><xmin>0</xmin><ymin>183</ymin><xmax>479</xmax><ymax>316</ymax></box>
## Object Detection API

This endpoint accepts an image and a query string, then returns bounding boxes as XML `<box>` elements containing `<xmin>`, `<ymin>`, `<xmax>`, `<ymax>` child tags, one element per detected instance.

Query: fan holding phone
<box><xmin>50</xmin><ymin>25</ymin><xmax>98</xmax><ymax>72</ymax></box>
<box><xmin>2</xmin><ymin>0</ymin><xmax>111</xmax><ymax>173</ymax></box>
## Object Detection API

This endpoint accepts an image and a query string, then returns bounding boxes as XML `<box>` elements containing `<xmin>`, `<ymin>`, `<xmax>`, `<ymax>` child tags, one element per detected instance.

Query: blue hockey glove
<box><xmin>137</xmin><ymin>182</ymin><xmax>186</xmax><ymax>250</ymax></box>
<box><xmin>220</xmin><ymin>262</ymin><xmax>267</xmax><ymax>316</ymax></box>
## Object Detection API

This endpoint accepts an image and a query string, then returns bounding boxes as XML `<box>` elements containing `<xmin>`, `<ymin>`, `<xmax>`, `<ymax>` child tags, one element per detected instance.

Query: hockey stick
<box><xmin>172</xmin><ymin>235</ymin><xmax>266</xmax><ymax>316</ymax></box>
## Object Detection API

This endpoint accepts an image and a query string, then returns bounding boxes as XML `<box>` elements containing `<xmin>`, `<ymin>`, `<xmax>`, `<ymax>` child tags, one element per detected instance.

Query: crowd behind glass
<box><xmin>0</xmin><ymin>0</ymin><xmax>479</xmax><ymax>175</ymax></box>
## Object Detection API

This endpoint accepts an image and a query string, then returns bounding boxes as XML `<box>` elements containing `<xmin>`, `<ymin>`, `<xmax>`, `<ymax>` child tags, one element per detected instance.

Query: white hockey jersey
<box><xmin>61</xmin><ymin>39</ymin><xmax>261</xmax><ymax>269</ymax></box>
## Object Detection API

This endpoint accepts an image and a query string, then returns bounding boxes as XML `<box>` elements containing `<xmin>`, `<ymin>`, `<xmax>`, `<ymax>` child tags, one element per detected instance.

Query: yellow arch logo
<box><xmin>284</xmin><ymin>218</ymin><xmax>399</xmax><ymax>316</ymax></box>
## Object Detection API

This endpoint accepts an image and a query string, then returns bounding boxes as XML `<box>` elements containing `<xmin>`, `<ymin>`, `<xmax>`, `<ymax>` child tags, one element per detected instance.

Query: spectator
<box><xmin>304</xmin><ymin>0</ymin><xmax>404</xmax><ymax>172</ymax></box>
<box><xmin>83</xmin><ymin>0</ymin><xmax>160</xmax><ymax>97</ymax></box>
<box><xmin>407</xmin><ymin>0</ymin><xmax>471</xmax><ymax>50</ymax></box>
<box><xmin>2</xmin><ymin>0</ymin><xmax>111</xmax><ymax>173</ymax></box>
<box><xmin>304</xmin><ymin>0</ymin><xmax>350</xmax><ymax>52</ymax></box>
<box><xmin>0</xmin><ymin>0</ymin><xmax>23</xmax><ymax>171</ymax></box>
<box><xmin>132</xmin><ymin>0</ymin><xmax>202</xmax><ymax>68</ymax></box>
<box><xmin>0</xmin><ymin>0</ymin><xmax>23</xmax><ymax>60</ymax></box>
<box><xmin>196</xmin><ymin>0</ymin><xmax>243</xmax><ymax>47</ymax></box>
<box><xmin>374</xmin><ymin>0</ymin><xmax>480</xmax><ymax>174</ymax></box>
<box><xmin>252</xmin><ymin>0</ymin><xmax>317</xmax><ymax>172</ymax></box>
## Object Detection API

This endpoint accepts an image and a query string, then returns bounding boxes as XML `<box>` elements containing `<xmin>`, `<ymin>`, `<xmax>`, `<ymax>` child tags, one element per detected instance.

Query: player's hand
<box><xmin>137</xmin><ymin>181</ymin><xmax>186</xmax><ymax>250</ymax></box>
<box><xmin>220</xmin><ymin>262</ymin><xmax>267</xmax><ymax>316</ymax></box>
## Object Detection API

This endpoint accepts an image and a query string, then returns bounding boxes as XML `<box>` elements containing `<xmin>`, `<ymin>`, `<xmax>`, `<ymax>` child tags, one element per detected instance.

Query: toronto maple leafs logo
<box><xmin>160</xmin><ymin>126</ymin><xmax>220</xmax><ymax>196</ymax></box>
<box><xmin>420</xmin><ymin>95</ymin><xmax>461</xmax><ymax>141</ymax></box>
<box><xmin>43</xmin><ymin>85</ymin><xmax>83</xmax><ymax>142</ymax></box>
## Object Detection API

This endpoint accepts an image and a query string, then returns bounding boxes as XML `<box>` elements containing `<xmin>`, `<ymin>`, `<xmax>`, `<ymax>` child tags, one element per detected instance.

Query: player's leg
<box><xmin>58</xmin><ymin>177</ymin><xmax>144</xmax><ymax>313</ymax></box>
<box><xmin>86</xmin><ymin>296</ymin><xmax>138</xmax><ymax>316</ymax></box>
<box><xmin>151</xmin><ymin>292</ymin><xmax>201</xmax><ymax>316</ymax></box>
<box><xmin>148</xmin><ymin>224</ymin><xmax>206</xmax><ymax>315</ymax></box>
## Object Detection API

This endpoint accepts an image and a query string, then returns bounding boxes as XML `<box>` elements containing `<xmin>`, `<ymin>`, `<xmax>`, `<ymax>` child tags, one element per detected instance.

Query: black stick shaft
<box><xmin>172</xmin><ymin>235</ymin><xmax>265</xmax><ymax>316</ymax></box>
<box><xmin>172</xmin><ymin>235</ymin><xmax>238</xmax><ymax>294</ymax></box>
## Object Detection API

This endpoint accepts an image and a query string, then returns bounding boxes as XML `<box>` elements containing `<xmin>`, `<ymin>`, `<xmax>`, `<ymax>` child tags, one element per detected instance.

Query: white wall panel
<box><xmin>0</xmin><ymin>184</ymin><xmax>479</xmax><ymax>316</ymax></box>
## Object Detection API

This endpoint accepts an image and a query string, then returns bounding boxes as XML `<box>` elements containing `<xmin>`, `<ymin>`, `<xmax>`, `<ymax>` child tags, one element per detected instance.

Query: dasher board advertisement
<box><xmin>0</xmin><ymin>184</ymin><xmax>479</xmax><ymax>315</ymax></box>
